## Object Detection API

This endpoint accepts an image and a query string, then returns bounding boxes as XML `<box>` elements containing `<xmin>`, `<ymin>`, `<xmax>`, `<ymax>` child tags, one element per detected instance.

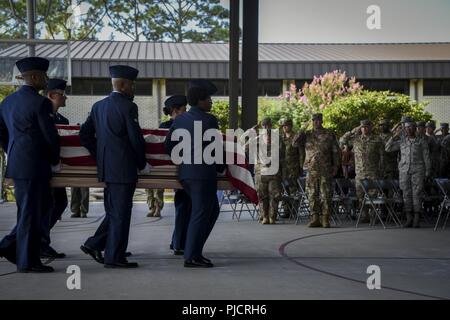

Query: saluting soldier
<box><xmin>0</xmin><ymin>57</ymin><xmax>60</xmax><ymax>272</ymax></box>
<box><xmin>425</xmin><ymin>121</ymin><xmax>441</xmax><ymax>178</ymax></box>
<box><xmin>251</xmin><ymin>118</ymin><xmax>284</xmax><ymax>224</ymax></box>
<box><xmin>436</xmin><ymin>123</ymin><xmax>450</xmax><ymax>178</ymax></box>
<box><xmin>378</xmin><ymin>119</ymin><xmax>399</xmax><ymax>180</ymax></box>
<box><xmin>79</xmin><ymin>65</ymin><xmax>150</xmax><ymax>268</ymax></box>
<box><xmin>340</xmin><ymin>120</ymin><xmax>384</xmax><ymax>223</ymax></box>
<box><xmin>279</xmin><ymin>118</ymin><xmax>303</xmax><ymax>219</ymax></box>
<box><xmin>40</xmin><ymin>78</ymin><xmax>70</xmax><ymax>259</ymax></box>
<box><xmin>386</xmin><ymin>121</ymin><xmax>431</xmax><ymax>228</ymax></box>
<box><xmin>293</xmin><ymin>113</ymin><xmax>340</xmax><ymax>228</ymax></box>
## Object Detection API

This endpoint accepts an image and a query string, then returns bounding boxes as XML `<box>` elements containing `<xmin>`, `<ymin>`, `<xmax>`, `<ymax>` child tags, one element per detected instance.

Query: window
<box><xmin>211</xmin><ymin>80</ymin><xmax>228</xmax><ymax>96</ymax></box>
<box><xmin>91</xmin><ymin>79</ymin><xmax>112</xmax><ymax>96</ymax></box>
<box><xmin>424</xmin><ymin>80</ymin><xmax>441</xmax><ymax>96</ymax></box>
<box><xmin>443</xmin><ymin>80</ymin><xmax>450</xmax><ymax>95</ymax></box>
<box><xmin>425</xmin><ymin>79</ymin><xmax>450</xmax><ymax>96</ymax></box>
<box><xmin>135</xmin><ymin>79</ymin><xmax>153</xmax><ymax>96</ymax></box>
<box><xmin>359</xmin><ymin>79</ymin><xmax>409</xmax><ymax>94</ymax></box>
<box><xmin>166</xmin><ymin>80</ymin><xmax>187</xmax><ymax>96</ymax></box>
<box><xmin>70</xmin><ymin>78</ymin><xmax>91</xmax><ymax>95</ymax></box>
<box><xmin>258</xmin><ymin>80</ymin><xmax>282</xmax><ymax>96</ymax></box>
<box><xmin>166</xmin><ymin>79</ymin><xmax>230</xmax><ymax>96</ymax></box>
<box><xmin>295</xmin><ymin>80</ymin><xmax>309</xmax><ymax>91</ymax></box>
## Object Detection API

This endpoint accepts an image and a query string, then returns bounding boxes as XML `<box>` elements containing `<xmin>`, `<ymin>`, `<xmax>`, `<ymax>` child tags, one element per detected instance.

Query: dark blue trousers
<box><xmin>0</xmin><ymin>179</ymin><xmax>49</xmax><ymax>269</ymax></box>
<box><xmin>171</xmin><ymin>189</ymin><xmax>191</xmax><ymax>251</ymax></box>
<box><xmin>85</xmin><ymin>184</ymin><xmax>135</xmax><ymax>264</ymax></box>
<box><xmin>180</xmin><ymin>179</ymin><xmax>219</xmax><ymax>260</ymax></box>
<box><xmin>41</xmin><ymin>187</ymin><xmax>67</xmax><ymax>250</ymax></box>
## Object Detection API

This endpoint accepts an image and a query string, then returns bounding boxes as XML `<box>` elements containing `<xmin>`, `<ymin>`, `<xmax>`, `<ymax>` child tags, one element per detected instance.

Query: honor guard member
<box><xmin>340</xmin><ymin>120</ymin><xmax>384</xmax><ymax>223</ymax></box>
<box><xmin>293</xmin><ymin>113</ymin><xmax>340</xmax><ymax>228</ymax></box>
<box><xmin>160</xmin><ymin>95</ymin><xmax>191</xmax><ymax>255</ymax></box>
<box><xmin>386</xmin><ymin>121</ymin><xmax>431</xmax><ymax>228</ymax></box>
<box><xmin>79</xmin><ymin>65</ymin><xmax>150</xmax><ymax>268</ymax></box>
<box><xmin>0</xmin><ymin>57</ymin><xmax>60</xmax><ymax>272</ymax></box>
<box><xmin>40</xmin><ymin>78</ymin><xmax>69</xmax><ymax>259</ymax></box>
<box><xmin>165</xmin><ymin>80</ymin><xmax>224</xmax><ymax>268</ymax></box>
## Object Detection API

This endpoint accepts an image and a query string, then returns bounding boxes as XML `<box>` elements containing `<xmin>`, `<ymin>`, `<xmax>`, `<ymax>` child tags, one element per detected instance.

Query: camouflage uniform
<box><xmin>340</xmin><ymin>125</ymin><xmax>384</xmax><ymax>221</ymax></box>
<box><xmin>146</xmin><ymin>189</ymin><xmax>164</xmax><ymax>217</ymax></box>
<box><xmin>280</xmin><ymin>130</ymin><xmax>304</xmax><ymax>216</ymax></box>
<box><xmin>70</xmin><ymin>187</ymin><xmax>89</xmax><ymax>218</ymax></box>
<box><xmin>295</xmin><ymin>122</ymin><xmax>340</xmax><ymax>228</ymax></box>
<box><xmin>386</xmin><ymin>128</ymin><xmax>431</xmax><ymax>226</ymax></box>
<box><xmin>379</xmin><ymin>132</ymin><xmax>399</xmax><ymax>179</ymax></box>
<box><xmin>440</xmin><ymin>135</ymin><xmax>450</xmax><ymax>178</ymax></box>
<box><xmin>253</xmin><ymin>132</ymin><xmax>285</xmax><ymax>224</ymax></box>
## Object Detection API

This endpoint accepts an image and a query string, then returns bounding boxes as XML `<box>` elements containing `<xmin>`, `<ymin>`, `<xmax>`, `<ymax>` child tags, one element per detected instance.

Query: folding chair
<box><xmin>295</xmin><ymin>177</ymin><xmax>310</xmax><ymax>224</ymax></box>
<box><xmin>375</xmin><ymin>180</ymin><xmax>402</xmax><ymax>226</ymax></box>
<box><xmin>335</xmin><ymin>178</ymin><xmax>359</xmax><ymax>223</ymax></box>
<box><xmin>434</xmin><ymin>179</ymin><xmax>450</xmax><ymax>231</ymax></box>
<box><xmin>219</xmin><ymin>190</ymin><xmax>256</xmax><ymax>221</ymax></box>
<box><xmin>280</xmin><ymin>179</ymin><xmax>300</xmax><ymax>222</ymax></box>
<box><xmin>330</xmin><ymin>180</ymin><xmax>342</xmax><ymax>226</ymax></box>
<box><xmin>356</xmin><ymin>179</ymin><xmax>398</xmax><ymax>229</ymax></box>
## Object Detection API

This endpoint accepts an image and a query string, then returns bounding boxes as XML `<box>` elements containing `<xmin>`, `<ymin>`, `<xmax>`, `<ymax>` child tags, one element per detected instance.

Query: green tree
<box><xmin>0</xmin><ymin>1</ymin><xmax>105</xmax><ymax>40</ymax></box>
<box><xmin>101</xmin><ymin>0</ymin><xmax>230</xmax><ymax>42</ymax></box>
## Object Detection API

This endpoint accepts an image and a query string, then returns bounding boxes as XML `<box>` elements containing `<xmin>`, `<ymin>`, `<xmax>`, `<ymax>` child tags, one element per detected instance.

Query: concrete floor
<box><xmin>0</xmin><ymin>200</ymin><xmax>449</xmax><ymax>300</ymax></box>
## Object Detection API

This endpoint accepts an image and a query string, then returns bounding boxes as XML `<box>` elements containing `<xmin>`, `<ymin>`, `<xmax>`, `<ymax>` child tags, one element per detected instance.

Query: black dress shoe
<box><xmin>80</xmin><ymin>245</ymin><xmax>104</xmax><ymax>264</ymax></box>
<box><xmin>170</xmin><ymin>244</ymin><xmax>184</xmax><ymax>255</ymax></box>
<box><xmin>125</xmin><ymin>251</ymin><xmax>132</xmax><ymax>257</ymax></box>
<box><xmin>0</xmin><ymin>248</ymin><xmax>16</xmax><ymax>264</ymax></box>
<box><xmin>104</xmin><ymin>260</ymin><xmax>139</xmax><ymax>268</ymax></box>
<box><xmin>17</xmin><ymin>264</ymin><xmax>54</xmax><ymax>273</ymax></box>
<box><xmin>40</xmin><ymin>247</ymin><xmax>66</xmax><ymax>259</ymax></box>
<box><xmin>184</xmin><ymin>259</ymin><xmax>214</xmax><ymax>268</ymax></box>
<box><xmin>200</xmin><ymin>255</ymin><xmax>211</xmax><ymax>263</ymax></box>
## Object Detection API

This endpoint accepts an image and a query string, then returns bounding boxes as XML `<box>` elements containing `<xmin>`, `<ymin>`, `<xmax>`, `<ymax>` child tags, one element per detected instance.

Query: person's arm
<box><xmin>79</xmin><ymin>111</ymin><xmax>97</xmax><ymax>159</ymax></box>
<box><xmin>38</xmin><ymin>99</ymin><xmax>60</xmax><ymax>165</ymax></box>
<box><xmin>125</xmin><ymin>103</ymin><xmax>147</xmax><ymax>171</ymax></box>
<box><xmin>331</xmin><ymin>134</ymin><xmax>341</xmax><ymax>176</ymax></box>
<box><xmin>339</xmin><ymin>129</ymin><xmax>357</xmax><ymax>149</ymax></box>
<box><xmin>422</xmin><ymin>139</ymin><xmax>431</xmax><ymax>178</ymax></box>
<box><xmin>164</xmin><ymin>119</ymin><xmax>178</xmax><ymax>156</ymax></box>
<box><xmin>0</xmin><ymin>104</ymin><xmax>8</xmax><ymax>152</ymax></box>
<box><xmin>385</xmin><ymin>135</ymin><xmax>401</xmax><ymax>152</ymax></box>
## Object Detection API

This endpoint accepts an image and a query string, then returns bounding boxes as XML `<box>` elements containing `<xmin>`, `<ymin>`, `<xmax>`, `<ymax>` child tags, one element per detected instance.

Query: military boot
<box><xmin>321</xmin><ymin>215</ymin><xmax>330</xmax><ymax>228</ymax></box>
<box><xmin>307</xmin><ymin>214</ymin><xmax>322</xmax><ymax>228</ymax></box>
<box><xmin>402</xmin><ymin>212</ymin><xmax>413</xmax><ymax>228</ymax></box>
<box><xmin>413</xmin><ymin>213</ymin><xmax>421</xmax><ymax>228</ymax></box>
<box><xmin>153</xmin><ymin>203</ymin><xmax>161</xmax><ymax>217</ymax></box>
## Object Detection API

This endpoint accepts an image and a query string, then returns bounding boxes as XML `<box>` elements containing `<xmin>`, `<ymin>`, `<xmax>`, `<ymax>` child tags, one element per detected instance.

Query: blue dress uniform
<box><xmin>162</xmin><ymin>95</ymin><xmax>192</xmax><ymax>253</ymax></box>
<box><xmin>0</xmin><ymin>57</ymin><xmax>60</xmax><ymax>271</ymax></box>
<box><xmin>79</xmin><ymin>65</ymin><xmax>147</xmax><ymax>267</ymax></box>
<box><xmin>40</xmin><ymin>79</ymin><xmax>69</xmax><ymax>257</ymax></box>
<box><xmin>165</xmin><ymin>81</ymin><xmax>224</xmax><ymax>267</ymax></box>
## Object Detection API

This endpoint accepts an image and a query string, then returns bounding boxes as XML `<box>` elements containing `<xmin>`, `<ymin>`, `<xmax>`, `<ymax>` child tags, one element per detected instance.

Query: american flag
<box><xmin>57</xmin><ymin>125</ymin><xmax>258</xmax><ymax>204</ymax></box>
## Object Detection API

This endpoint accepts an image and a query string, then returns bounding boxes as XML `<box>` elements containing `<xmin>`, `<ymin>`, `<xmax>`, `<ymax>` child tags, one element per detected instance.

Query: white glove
<box><xmin>138</xmin><ymin>163</ymin><xmax>152</xmax><ymax>175</ymax></box>
<box><xmin>51</xmin><ymin>162</ymin><xmax>61</xmax><ymax>173</ymax></box>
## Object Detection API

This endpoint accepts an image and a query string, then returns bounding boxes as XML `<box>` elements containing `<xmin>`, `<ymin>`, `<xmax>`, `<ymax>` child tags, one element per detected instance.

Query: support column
<box><xmin>228</xmin><ymin>0</ymin><xmax>240</xmax><ymax>130</ymax></box>
<box><xmin>241</xmin><ymin>0</ymin><xmax>259</xmax><ymax>130</ymax></box>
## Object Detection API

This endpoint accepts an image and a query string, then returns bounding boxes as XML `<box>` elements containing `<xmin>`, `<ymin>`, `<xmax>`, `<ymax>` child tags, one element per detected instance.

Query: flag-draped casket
<box><xmin>54</xmin><ymin>125</ymin><xmax>258</xmax><ymax>204</ymax></box>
